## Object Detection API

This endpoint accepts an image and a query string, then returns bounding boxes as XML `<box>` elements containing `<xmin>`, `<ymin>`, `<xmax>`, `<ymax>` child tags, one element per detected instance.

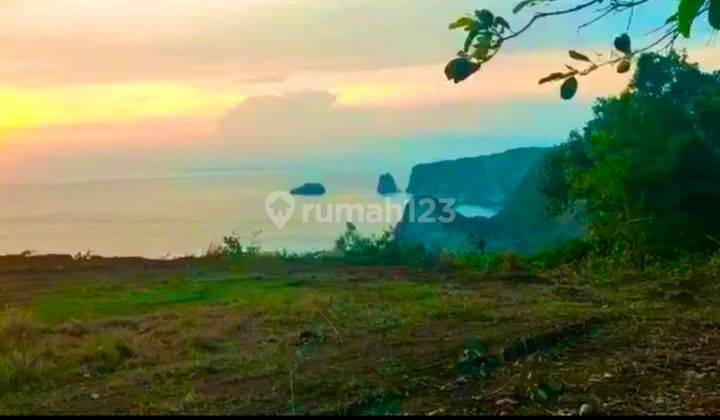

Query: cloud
<box><xmin>207</xmin><ymin>89</ymin><xmax>592</xmax><ymax>162</ymax></box>
<box><xmin>1</xmin><ymin>0</ymin><xmax>718</xmax><ymax>186</ymax></box>
<box><xmin>4</xmin><ymin>0</ymin><xmax>695</xmax><ymax>86</ymax></box>
<box><xmin>0</xmin><ymin>0</ymin><xmax>487</xmax><ymax>85</ymax></box>
<box><xmin>237</xmin><ymin>74</ymin><xmax>288</xmax><ymax>85</ymax></box>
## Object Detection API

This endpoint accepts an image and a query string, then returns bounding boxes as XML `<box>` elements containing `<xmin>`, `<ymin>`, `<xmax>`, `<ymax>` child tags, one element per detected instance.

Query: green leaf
<box><xmin>445</xmin><ymin>57</ymin><xmax>480</xmax><ymax>84</ymax></box>
<box><xmin>449</xmin><ymin>16</ymin><xmax>475</xmax><ymax>30</ymax></box>
<box><xmin>710</xmin><ymin>0</ymin><xmax>720</xmax><ymax>30</ymax></box>
<box><xmin>493</xmin><ymin>16</ymin><xmax>511</xmax><ymax>31</ymax></box>
<box><xmin>614</xmin><ymin>34</ymin><xmax>632</xmax><ymax>55</ymax></box>
<box><xmin>474</xmin><ymin>9</ymin><xmax>494</xmax><ymax>29</ymax></box>
<box><xmin>678</xmin><ymin>0</ymin><xmax>705</xmax><ymax>38</ymax></box>
<box><xmin>464</xmin><ymin>28</ymin><xmax>480</xmax><ymax>52</ymax></box>
<box><xmin>472</xmin><ymin>34</ymin><xmax>493</xmax><ymax>60</ymax></box>
<box><xmin>617</xmin><ymin>59</ymin><xmax>632</xmax><ymax>74</ymax></box>
<box><xmin>545</xmin><ymin>378</ymin><xmax>566</xmax><ymax>396</ymax></box>
<box><xmin>539</xmin><ymin>72</ymin><xmax>569</xmax><ymax>85</ymax></box>
<box><xmin>513</xmin><ymin>0</ymin><xmax>539</xmax><ymax>14</ymax></box>
<box><xmin>560</xmin><ymin>77</ymin><xmax>579</xmax><ymax>100</ymax></box>
<box><xmin>569</xmin><ymin>50</ymin><xmax>592</xmax><ymax>62</ymax></box>
<box><xmin>533</xmin><ymin>388</ymin><xmax>549</xmax><ymax>403</ymax></box>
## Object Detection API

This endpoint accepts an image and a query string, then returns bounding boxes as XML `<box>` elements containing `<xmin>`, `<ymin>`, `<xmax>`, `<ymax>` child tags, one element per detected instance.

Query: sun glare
<box><xmin>335</xmin><ymin>84</ymin><xmax>404</xmax><ymax>107</ymax></box>
<box><xmin>0</xmin><ymin>83</ymin><xmax>244</xmax><ymax>130</ymax></box>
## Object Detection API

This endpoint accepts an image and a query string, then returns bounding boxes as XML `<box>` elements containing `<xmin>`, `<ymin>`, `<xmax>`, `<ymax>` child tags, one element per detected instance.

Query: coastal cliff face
<box><xmin>405</xmin><ymin>147</ymin><xmax>550</xmax><ymax>206</ymax></box>
<box><xmin>397</xmin><ymin>147</ymin><xmax>585</xmax><ymax>254</ymax></box>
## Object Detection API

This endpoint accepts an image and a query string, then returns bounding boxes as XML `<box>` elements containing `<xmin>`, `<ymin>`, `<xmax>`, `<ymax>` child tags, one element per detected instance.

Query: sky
<box><xmin>0</xmin><ymin>0</ymin><xmax>718</xmax><ymax>183</ymax></box>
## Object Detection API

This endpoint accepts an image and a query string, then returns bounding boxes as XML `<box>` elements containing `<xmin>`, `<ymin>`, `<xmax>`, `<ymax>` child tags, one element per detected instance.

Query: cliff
<box><xmin>397</xmin><ymin>148</ymin><xmax>585</xmax><ymax>254</ymax></box>
<box><xmin>406</xmin><ymin>147</ymin><xmax>551</xmax><ymax>206</ymax></box>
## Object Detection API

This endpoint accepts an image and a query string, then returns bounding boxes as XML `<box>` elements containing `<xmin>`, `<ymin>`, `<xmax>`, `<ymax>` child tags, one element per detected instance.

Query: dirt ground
<box><xmin>1</xmin><ymin>255</ymin><xmax>719</xmax><ymax>415</ymax></box>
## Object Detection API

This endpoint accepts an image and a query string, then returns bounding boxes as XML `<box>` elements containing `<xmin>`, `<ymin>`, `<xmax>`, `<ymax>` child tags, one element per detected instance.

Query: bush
<box><xmin>527</xmin><ymin>239</ymin><xmax>592</xmax><ymax>269</ymax></box>
<box><xmin>0</xmin><ymin>316</ymin><xmax>41</xmax><ymax>347</ymax></box>
<box><xmin>79</xmin><ymin>333</ymin><xmax>134</xmax><ymax>375</ymax></box>
<box><xmin>0</xmin><ymin>349</ymin><xmax>50</xmax><ymax>393</ymax></box>
<box><xmin>541</xmin><ymin>53</ymin><xmax>720</xmax><ymax>260</ymax></box>
<box><xmin>206</xmin><ymin>230</ymin><xmax>262</xmax><ymax>258</ymax></box>
<box><xmin>334</xmin><ymin>223</ymin><xmax>429</xmax><ymax>266</ymax></box>
<box><xmin>0</xmin><ymin>312</ymin><xmax>54</xmax><ymax>393</ymax></box>
<box><xmin>456</xmin><ymin>252</ymin><xmax>527</xmax><ymax>274</ymax></box>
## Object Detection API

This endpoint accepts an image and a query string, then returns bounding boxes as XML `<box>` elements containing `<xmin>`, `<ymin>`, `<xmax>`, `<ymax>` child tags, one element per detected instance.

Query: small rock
<box><xmin>685</xmin><ymin>370</ymin><xmax>707</xmax><ymax>382</ymax></box>
<box><xmin>454</xmin><ymin>375</ymin><xmax>469</xmax><ymax>385</ymax></box>
<box><xmin>556</xmin><ymin>409</ymin><xmax>577</xmax><ymax>416</ymax></box>
<box><xmin>290</xmin><ymin>182</ymin><xmax>326</xmax><ymax>196</ymax></box>
<box><xmin>557</xmin><ymin>394</ymin><xmax>575</xmax><ymax>404</ymax></box>
<box><xmin>579</xmin><ymin>403</ymin><xmax>597</xmax><ymax>416</ymax></box>
<box><xmin>90</xmin><ymin>393</ymin><xmax>100</xmax><ymax>400</ymax></box>
<box><xmin>495</xmin><ymin>397</ymin><xmax>517</xmax><ymax>406</ymax></box>
<box><xmin>377</xmin><ymin>173</ymin><xmax>400</xmax><ymax>195</ymax></box>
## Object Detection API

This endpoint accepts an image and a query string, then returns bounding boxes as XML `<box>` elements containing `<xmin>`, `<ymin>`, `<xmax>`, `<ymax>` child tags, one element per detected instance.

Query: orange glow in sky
<box><xmin>0</xmin><ymin>83</ymin><xmax>243</xmax><ymax>131</ymax></box>
<box><xmin>0</xmin><ymin>0</ymin><xmax>718</xmax><ymax>183</ymax></box>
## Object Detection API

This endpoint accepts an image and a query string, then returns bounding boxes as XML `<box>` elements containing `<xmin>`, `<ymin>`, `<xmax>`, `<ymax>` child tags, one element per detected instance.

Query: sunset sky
<box><xmin>0</xmin><ymin>0</ymin><xmax>717</xmax><ymax>183</ymax></box>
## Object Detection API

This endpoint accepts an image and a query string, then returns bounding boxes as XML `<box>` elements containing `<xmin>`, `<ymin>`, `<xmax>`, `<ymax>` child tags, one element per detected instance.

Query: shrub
<box><xmin>335</xmin><ymin>223</ymin><xmax>429</xmax><ymax>266</ymax></box>
<box><xmin>206</xmin><ymin>230</ymin><xmax>262</xmax><ymax>258</ymax></box>
<box><xmin>527</xmin><ymin>239</ymin><xmax>592</xmax><ymax>269</ymax></box>
<box><xmin>0</xmin><ymin>317</ymin><xmax>41</xmax><ymax>345</ymax></box>
<box><xmin>456</xmin><ymin>252</ymin><xmax>527</xmax><ymax>274</ymax></box>
<box><xmin>79</xmin><ymin>333</ymin><xmax>135</xmax><ymax>375</ymax></box>
<box><xmin>0</xmin><ymin>349</ymin><xmax>50</xmax><ymax>393</ymax></box>
<box><xmin>541</xmin><ymin>53</ymin><xmax>720</xmax><ymax>260</ymax></box>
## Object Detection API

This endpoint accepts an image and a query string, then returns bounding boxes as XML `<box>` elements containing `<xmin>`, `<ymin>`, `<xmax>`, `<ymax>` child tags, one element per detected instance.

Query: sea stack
<box><xmin>377</xmin><ymin>173</ymin><xmax>400</xmax><ymax>195</ymax></box>
<box><xmin>290</xmin><ymin>183</ymin><xmax>326</xmax><ymax>196</ymax></box>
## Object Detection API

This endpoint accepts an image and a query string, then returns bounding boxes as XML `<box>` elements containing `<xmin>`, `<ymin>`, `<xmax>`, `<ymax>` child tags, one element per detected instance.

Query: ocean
<box><xmin>0</xmin><ymin>170</ymin><xmax>498</xmax><ymax>257</ymax></box>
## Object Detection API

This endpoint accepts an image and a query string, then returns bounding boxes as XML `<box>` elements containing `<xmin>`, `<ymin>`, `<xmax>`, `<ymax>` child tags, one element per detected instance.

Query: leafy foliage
<box><xmin>534</xmin><ymin>34</ymin><xmax>636</xmax><ymax>100</ymax></box>
<box><xmin>448</xmin><ymin>1</ymin><xmax>715</xmax><ymax>99</ymax></box>
<box><xmin>456</xmin><ymin>252</ymin><xmax>527</xmax><ymax>274</ymax></box>
<box><xmin>540</xmin><ymin>52</ymin><xmax>720</xmax><ymax>259</ymax></box>
<box><xmin>444</xmin><ymin>57</ymin><xmax>480</xmax><ymax>84</ymax></box>
<box><xmin>335</xmin><ymin>223</ymin><xmax>428</xmax><ymax>265</ymax></box>
<box><xmin>560</xmin><ymin>77</ymin><xmax>578</xmax><ymax>100</ymax></box>
<box><xmin>455</xmin><ymin>339</ymin><xmax>500</xmax><ymax>380</ymax></box>
<box><xmin>206</xmin><ymin>230</ymin><xmax>262</xmax><ymax>258</ymax></box>
<box><xmin>613</xmin><ymin>33</ymin><xmax>632</xmax><ymax>55</ymax></box>
<box><xmin>711</xmin><ymin>0</ymin><xmax>720</xmax><ymax>29</ymax></box>
<box><xmin>678</xmin><ymin>0</ymin><xmax>707</xmax><ymax>37</ymax></box>
<box><xmin>445</xmin><ymin>8</ymin><xmax>511</xmax><ymax>83</ymax></box>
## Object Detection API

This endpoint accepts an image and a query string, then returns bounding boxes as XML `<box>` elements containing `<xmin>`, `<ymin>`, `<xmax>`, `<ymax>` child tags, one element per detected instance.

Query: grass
<box><xmin>1</xmin><ymin>254</ymin><xmax>720</xmax><ymax>414</ymax></box>
<box><xmin>34</xmin><ymin>277</ymin><xmax>317</xmax><ymax>323</ymax></box>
